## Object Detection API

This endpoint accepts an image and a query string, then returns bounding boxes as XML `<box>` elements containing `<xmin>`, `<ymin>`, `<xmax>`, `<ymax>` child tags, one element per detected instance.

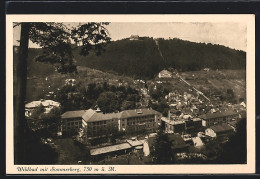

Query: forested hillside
<box><xmin>14</xmin><ymin>37</ymin><xmax>246</xmax><ymax>79</ymax></box>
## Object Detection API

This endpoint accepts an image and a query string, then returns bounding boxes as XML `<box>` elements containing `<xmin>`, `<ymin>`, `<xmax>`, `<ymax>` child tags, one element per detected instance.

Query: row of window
<box><xmin>66</xmin><ymin>121</ymin><xmax>81</xmax><ymax>126</ymax></box>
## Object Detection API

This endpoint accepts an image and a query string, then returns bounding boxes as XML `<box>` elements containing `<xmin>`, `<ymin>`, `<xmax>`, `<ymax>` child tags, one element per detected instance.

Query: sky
<box><xmin>13</xmin><ymin>22</ymin><xmax>247</xmax><ymax>51</ymax></box>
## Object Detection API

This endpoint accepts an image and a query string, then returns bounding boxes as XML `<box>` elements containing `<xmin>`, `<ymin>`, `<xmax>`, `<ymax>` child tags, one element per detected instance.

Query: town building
<box><xmin>205</xmin><ymin>123</ymin><xmax>234</xmax><ymax>138</ymax></box>
<box><xmin>199</xmin><ymin>110</ymin><xmax>240</xmax><ymax>127</ymax></box>
<box><xmin>65</xmin><ymin>78</ymin><xmax>76</xmax><ymax>86</ymax></box>
<box><xmin>161</xmin><ymin>110</ymin><xmax>202</xmax><ymax>134</ymax></box>
<box><xmin>25</xmin><ymin>99</ymin><xmax>60</xmax><ymax>117</ymax></box>
<box><xmin>191</xmin><ymin>137</ymin><xmax>204</xmax><ymax>147</ymax></box>
<box><xmin>161</xmin><ymin>117</ymin><xmax>186</xmax><ymax>134</ymax></box>
<box><xmin>185</xmin><ymin>118</ymin><xmax>203</xmax><ymax>133</ymax></box>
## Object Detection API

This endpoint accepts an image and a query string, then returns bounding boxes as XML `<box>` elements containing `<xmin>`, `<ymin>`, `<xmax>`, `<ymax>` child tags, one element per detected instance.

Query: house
<box><xmin>205</xmin><ymin>123</ymin><xmax>234</xmax><ymax>138</ymax></box>
<box><xmin>65</xmin><ymin>78</ymin><xmax>76</xmax><ymax>86</ymax></box>
<box><xmin>25</xmin><ymin>99</ymin><xmax>60</xmax><ymax>117</ymax></box>
<box><xmin>199</xmin><ymin>110</ymin><xmax>239</xmax><ymax>127</ymax></box>
<box><xmin>192</xmin><ymin>137</ymin><xmax>204</xmax><ymax>147</ymax></box>
<box><xmin>158</xmin><ymin>70</ymin><xmax>172</xmax><ymax>79</ymax></box>
<box><xmin>203</xmin><ymin>68</ymin><xmax>210</xmax><ymax>72</ymax></box>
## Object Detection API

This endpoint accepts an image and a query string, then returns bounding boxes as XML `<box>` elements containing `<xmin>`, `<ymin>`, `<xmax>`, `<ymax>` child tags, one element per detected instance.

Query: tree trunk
<box><xmin>14</xmin><ymin>23</ymin><xmax>30</xmax><ymax>164</ymax></box>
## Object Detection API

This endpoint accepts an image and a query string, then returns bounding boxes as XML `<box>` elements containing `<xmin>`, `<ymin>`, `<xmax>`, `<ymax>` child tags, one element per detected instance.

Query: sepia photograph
<box><xmin>6</xmin><ymin>14</ymin><xmax>255</xmax><ymax>174</ymax></box>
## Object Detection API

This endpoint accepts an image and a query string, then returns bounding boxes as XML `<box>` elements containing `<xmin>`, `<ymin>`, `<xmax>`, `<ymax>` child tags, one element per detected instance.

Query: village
<box><xmin>24</xmin><ymin>68</ymin><xmax>247</xmax><ymax>164</ymax></box>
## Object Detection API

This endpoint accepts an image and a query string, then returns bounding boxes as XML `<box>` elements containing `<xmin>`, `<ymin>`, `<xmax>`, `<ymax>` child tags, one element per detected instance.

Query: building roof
<box><xmin>63</xmin><ymin>108</ymin><xmax>161</xmax><ymax>122</ymax></box>
<box><xmin>192</xmin><ymin>137</ymin><xmax>204</xmax><ymax>147</ymax></box>
<box><xmin>90</xmin><ymin>143</ymin><xmax>132</xmax><ymax>156</ymax></box>
<box><xmin>161</xmin><ymin>117</ymin><xmax>185</xmax><ymax>125</ymax></box>
<box><xmin>83</xmin><ymin>113</ymin><xmax>121</xmax><ymax>122</ymax></box>
<box><xmin>25</xmin><ymin>100</ymin><xmax>60</xmax><ymax>108</ymax></box>
<box><xmin>82</xmin><ymin>109</ymin><xmax>96</xmax><ymax>121</ymax></box>
<box><xmin>159</xmin><ymin>70</ymin><xmax>172</xmax><ymax>78</ymax></box>
<box><xmin>120</xmin><ymin>108</ymin><xmax>161</xmax><ymax>118</ymax></box>
<box><xmin>61</xmin><ymin>110</ymin><xmax>87</xmax><ymax>119</ymax></box>
<box><xmin>199</xmin><ymin>110</ymin><xmax>238</xmax><ymax>120</ymax></box>
<box><xmin>209</xmin><ymin>124</ymin><xmax>233</xmax><ymax>133</ymax></box>
<box><xmin>126</xmin><ymin>139</ymin><xmax>143</xmax><ymax>147</ymax></box>
<box><xmin>82</xmin><ymin>111</ymin><xmax>122</xmax><ymax>123</ymax></box>
<box><xmin>191</xmin><ymin>118</ymin><xmax>202</xmax><ymax>122</ymax></box>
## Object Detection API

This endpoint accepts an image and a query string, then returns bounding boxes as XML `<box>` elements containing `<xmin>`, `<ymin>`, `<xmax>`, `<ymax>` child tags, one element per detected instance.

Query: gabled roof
<box><xmin>82</xmin><ymin>109</ymin><xmax>96</xmax><ymax>121</ymax></box>
<box><xmin>159</xmin><ymin>70</ymin><xmax>172</xmax><ymax>75</ymax></box>
<box><xmin>25</xmin><ymin>100</ymin><xmax>60</xmax><ymax>108</ymax></box>
<box><xmin>120</xmin><ymin>108</ymin><xmax>161</xmax><ymax>118</ymax></box>
<box><xmin>82</xmin><ymin>110</ymin><xmax>122</xmax><ymax>123</ymax></box>
<box><xmin>209</xmin><ymin>124</ymin><xmax>233</xmax><ymax>133</ymax></box>
<box><xmin>90</xmin><ymin>143</ymin><xmax>132</xmax><ymax>156</ymax></box>
<box><xmin>62</xmin><ymin>108</ymin><xmax>161</xmax><ymax>122</ymax></box>
<box><xmin>199</xmin><ymin>110</ymin><xmax>238</xmax><ymax>120</ymax></box>
<box><xmin>161</xmin><ymin>117</ymin><xmax>185</xmax><ymax>125</ymax></box>
<box><xmin>126</xmin><ymin>139</ymin><xmax>143</xmax><ymax>147</ymax></box>
<box><xmin>61</xmin><ymin>110</ymin><xmax>87</xmax><ymax>119</ymax></box>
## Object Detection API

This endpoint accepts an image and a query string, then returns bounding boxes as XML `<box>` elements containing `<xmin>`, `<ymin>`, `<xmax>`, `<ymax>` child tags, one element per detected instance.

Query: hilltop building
<box><xmin>129</xmin><ymin>35</ymin><xmax>139</xmax><ymax>40</ymax></box>
<box><xmin>158</xmin><ymin>70</ymin><xmax>172</xmax><ymax>79</ymax></box>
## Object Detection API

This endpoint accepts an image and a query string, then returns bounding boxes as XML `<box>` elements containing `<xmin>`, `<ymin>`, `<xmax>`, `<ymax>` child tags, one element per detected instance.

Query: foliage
<box><xmin>14</xmin><ymin>22</ymin><xmax>110</xmax><ymax>164</ymax></box>
<box><xmin>97</xmin><ymin>91</ymin><xmax>120</xmax><ymax>113</ymax></box>
<box><xmin>16</xmin><ymin>22</ymin><xmax>110</xmax><ymax>74</ymax></box>
<box><xmin>150</xmin><ymin>100</ymin><xmax>169</xmax><ymax>117</ymax></box>
<box><xmin>39</xmin><ymin>107</ymin><xmax>61</xmax><ymax>135</ymax></box>
<box><xmin>216</xmin><ymin>118</ymin><xmax>247</xmax><ymax>164</ymax></box>
<box><xmin>150</xmin><ymin>129</ymin><xmax>174</xmax><ymax>164</ymax></box>
<box><xmin>225</xmin><ymin>88</ymin><xmax>236</xmax><ymax>103</ymax></box>
<box><xmin>23</xmin><ymin>130</ymin><xmax>58</xmax><ymax>164</ymax></box>
<box><xmin>54</xmin><ymin>82</ymin><xmax>140</xmax><ymax>113</ymax></box>
<box><xmin>73</xmin><ymin>37</ymin><xmax>246</xmax><ymax>79</ymax></box>
<box><xmin>31</xmin><ymin>104</ymin><xmax>45</xmax><ymax>119</ymax></box>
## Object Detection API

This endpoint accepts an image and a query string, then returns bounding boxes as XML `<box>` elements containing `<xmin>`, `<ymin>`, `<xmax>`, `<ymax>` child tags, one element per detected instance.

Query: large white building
<box><xmin>25</xmin><ymin>99</ymin><xmax>60</xmax><ymax>117</ymax></box>
<box><xmin>61</xmin><ymin>108</ymin><xmax>162</xmax><ymax>138</ymax></box>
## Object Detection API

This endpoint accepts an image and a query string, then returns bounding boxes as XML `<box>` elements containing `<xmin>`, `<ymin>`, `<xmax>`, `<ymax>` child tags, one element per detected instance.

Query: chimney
<box><xmin>96</xmin><ymin>107</ymin><xmax>102</xmax><ymax>113</ymax></box>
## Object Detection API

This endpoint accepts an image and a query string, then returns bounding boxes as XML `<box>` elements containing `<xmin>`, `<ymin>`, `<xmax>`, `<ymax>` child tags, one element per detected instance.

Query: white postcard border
<box><xmin>6</xmin><ymin>14</ymin><xmax>255</xmax><ymax>174</ymax></box>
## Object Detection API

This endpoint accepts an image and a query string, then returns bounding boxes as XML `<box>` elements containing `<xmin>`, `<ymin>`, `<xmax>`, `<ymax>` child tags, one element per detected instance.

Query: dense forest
<box><xmin>14</xmin><ymin>37</ymin><xmax>246</xmax><ymax>79</ymax></box>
